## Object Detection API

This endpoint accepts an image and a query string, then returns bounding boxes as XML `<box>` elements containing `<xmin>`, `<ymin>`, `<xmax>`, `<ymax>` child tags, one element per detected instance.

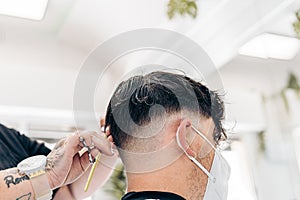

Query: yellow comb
<box><xmin>84</xmin><ymin>153</ymin><xmax>101</xmax><ymax>192</ymax></box>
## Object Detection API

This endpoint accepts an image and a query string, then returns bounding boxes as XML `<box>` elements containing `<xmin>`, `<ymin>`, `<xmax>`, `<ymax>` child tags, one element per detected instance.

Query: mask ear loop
<box><xmin>191</xmin><ymin>125</ymin><xmax>221</xmax><ymax>157</ymax></box>
<box><xmin>191</xmin><ymin>125</ymin><xmax>232</xmax><ymax>184</ymax></box>
<box><xmin>176</xmin><ymin>126</ymin><xmax>216</xmax><ymax>182</ymax></box>
<box><xmin>189</xmin><ymin>157</ymin><xmax>216</xmax><ymax>182</ymax></box>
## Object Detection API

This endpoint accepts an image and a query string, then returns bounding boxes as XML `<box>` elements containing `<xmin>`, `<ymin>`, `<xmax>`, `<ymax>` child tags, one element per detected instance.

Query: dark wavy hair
<box><xmin>105</xmin><ymin>71</ymin><xmax>226</xmax><ymax>149</ymax></box>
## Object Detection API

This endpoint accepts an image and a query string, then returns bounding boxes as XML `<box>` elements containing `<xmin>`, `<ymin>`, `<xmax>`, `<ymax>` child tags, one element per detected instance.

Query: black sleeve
<box><xmin>0</xmin><ymin>123</ymin><xmax>51</xmax><ymax>165</ymax></box>
<box><xmin>0</xmin><ymin>123</ymin><xmax>51</xmax><ymax>156</ymax></box>
<box><xmin>18</xmin><ymin>132</ymin><xmax>51</xmax><ymax>156</ymax></box>
<box><xmin>0</xmin><ymin>124</ymin><xmax>58</xmax><ymax>197</ymax></box>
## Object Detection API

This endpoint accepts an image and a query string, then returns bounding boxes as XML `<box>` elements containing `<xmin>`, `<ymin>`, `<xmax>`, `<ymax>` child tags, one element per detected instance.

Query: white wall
<box><xmin>0</xmin><ymin>36</ymin><xmax>86</xmax><ymax>109</ymax></box>
<box><xmin>218</xmin><ymin>54</ymin><xmax>300</xmax><ymax>200</ymax></box>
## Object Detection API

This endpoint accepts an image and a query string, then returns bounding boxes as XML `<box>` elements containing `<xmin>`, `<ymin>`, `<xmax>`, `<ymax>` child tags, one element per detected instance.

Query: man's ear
<box><xmin>176</xmin><ymin>119</ymin><xmax>196</xmax><ymax>158</ymax></box>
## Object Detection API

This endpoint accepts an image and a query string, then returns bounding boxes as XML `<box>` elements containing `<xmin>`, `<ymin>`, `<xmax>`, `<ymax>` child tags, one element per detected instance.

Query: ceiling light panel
<box><xmin>0</xmin><ymin>0</ymin><xmax>48</xmax><ymax>20</ymax></box>
<box><xmin>239</xmin><ymin>33</ymin><xmax>300</xmax><ymax>60</ymax></box>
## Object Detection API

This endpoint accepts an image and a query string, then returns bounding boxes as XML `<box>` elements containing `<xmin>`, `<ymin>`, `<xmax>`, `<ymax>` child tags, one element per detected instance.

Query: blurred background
<box><xmin>1</xmin><ymin>0</ymin><xmax>300</xmax><ymax>199</ymax></box>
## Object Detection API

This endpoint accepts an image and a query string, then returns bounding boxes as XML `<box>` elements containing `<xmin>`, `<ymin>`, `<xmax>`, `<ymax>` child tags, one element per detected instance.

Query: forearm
<box><xmin>68</xmin><ymin>155</ymin><xmax>118</xmax><ymax>199</ymax></box>
<box><xmin>0</xmin><ymin>168</ymin><xmax>35</xmax><ymax>200</ymax></box>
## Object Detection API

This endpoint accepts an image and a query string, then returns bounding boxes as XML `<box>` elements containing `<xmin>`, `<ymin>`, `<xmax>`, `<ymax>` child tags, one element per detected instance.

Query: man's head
<box><xmin>104</xmin><ymin>71</ymin><xmax>228</xmax><ymax>199</ymax></box>
<box><xmin>105</xmin><ymin>71</ymin><xmax>226</xmax><ymax>152</ymax></box>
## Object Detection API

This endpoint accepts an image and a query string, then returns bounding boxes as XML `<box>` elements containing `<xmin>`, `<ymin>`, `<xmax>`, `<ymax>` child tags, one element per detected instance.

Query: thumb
<box><xmin>92</xmin><ymin>135</ymin><xmax>114</xmax><ymax>156</ymax></box>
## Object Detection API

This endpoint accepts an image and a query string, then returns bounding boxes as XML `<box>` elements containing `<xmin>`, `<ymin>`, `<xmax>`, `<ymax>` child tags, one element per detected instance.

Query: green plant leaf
<box><xmin>287</xmin><ymin>73</ymin><xmax>300</xmax><ymax>89</ymax></box>
<box><xmin>296</xmin><ymin>10</ymin><xmax>300</xmax><ymax>21</ymax></box>
<box><xmin>280</xmin><ymin>89</ymin><xmax>289</xmax><ymax>113</ymax></box>
<box><xmin>293</xmin><ymin>10</ymin><xmax>300</xmax><ymax>38</ymax></box>
<box><xmin>187</xmin><ymin>1</ymin><xmax>197</xmax><ymax>18</ymax></box>
<box><xmin>167</xmin><ymin>0</ymin><xmax>198</xmax><ymax>19</ymax></box>
<box><xmin>257</xmin><ymin>130</ymin><xmax>266</xmax><ymax>154</ymax></box>
<box><xmin>286</xmin><ymin>72</ymin><xmax>300</xmax><ymax>100</ymax></box>
<box><xmin>103</xmin><ymin>164</ymin><xmax>126</xmax><ymax>199</ymax></box>
<box><xmin>265</xmin><ymin>73</ymin><xmax>300</xmax><ymax>114</ymax></box>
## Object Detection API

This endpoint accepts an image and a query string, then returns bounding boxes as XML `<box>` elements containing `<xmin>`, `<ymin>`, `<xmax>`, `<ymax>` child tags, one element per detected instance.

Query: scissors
<box><xmin>79</xmin><ymin>136</ymin><xmax>102</xmax><ymax>192</ymax></box>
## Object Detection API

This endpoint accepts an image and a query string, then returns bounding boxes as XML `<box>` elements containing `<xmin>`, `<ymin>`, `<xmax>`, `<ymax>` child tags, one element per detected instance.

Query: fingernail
<box><xmin>186</xmin><ymin>121</ymin><xmax>191</xmax><ymax>127</ymax></box>
<box><xmin>101</xmin><ymin>126</ymin><xmax>105</xmax><ymax>132</ymax></box>
<box><xmin>111</xmin><ymin>147</ymin><xmax>115</xmax><ymax>155</ymax></box>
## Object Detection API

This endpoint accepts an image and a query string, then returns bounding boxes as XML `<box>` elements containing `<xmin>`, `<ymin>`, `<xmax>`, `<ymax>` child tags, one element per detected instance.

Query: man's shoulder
<box><xmin>0</xmin><ymin>123</ymin><xmax>19</xmax><ymax>135</ymax></box>
<box><xmin>0</xmin><ymin>123</ymin><xmax>21</xmax><ymax>140</ymax></box>
<box><xmin>121</xmin><ymin>191</ymin><xmax>186</xmax><ymax>200</ymax></box>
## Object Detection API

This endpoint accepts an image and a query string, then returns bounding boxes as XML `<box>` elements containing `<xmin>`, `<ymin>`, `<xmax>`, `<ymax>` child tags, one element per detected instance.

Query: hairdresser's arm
<box><xmin>53</xmin><ymin>133</ymin><xmax>118</xmax><ymax>200</ymax></box>
<box><xmin>47</xmin><ymin>131</ymin><xmax>115</xmax><ymax>200</ymax></box>
<box><xmin>0</xmin><ymin>131</ymin><xmax>115</xmax><ymax>200</ymax></box>
<box><xmin>0</xmin><ymin>163</ymin><xmax>115</xmax><ymax>200</ymax></box>
<box><xmin>0</xmin><ymin>168</ymin><xmax>36</xmax><ymax>200</ymax></box>
<box><xmin>68</xmin><ymin>124</ymin><xmax>118</xmax><ymax>199</ymax></box>
<box><xmin>53</xmin><ymin>154</ymin><xmax>118</xmax><ymax>200</ymax></box>
<box><xmin>68</xmin><ymin>153</ymin><xmax>118</xmax><ymax>199</ymax></box>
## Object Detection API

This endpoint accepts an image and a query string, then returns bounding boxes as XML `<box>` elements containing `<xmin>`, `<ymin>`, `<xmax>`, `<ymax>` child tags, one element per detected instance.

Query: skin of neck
<box><xmin>123</xmin><ymin>116</ymin><xmax>215</xmax><ymax>200</ymax></box>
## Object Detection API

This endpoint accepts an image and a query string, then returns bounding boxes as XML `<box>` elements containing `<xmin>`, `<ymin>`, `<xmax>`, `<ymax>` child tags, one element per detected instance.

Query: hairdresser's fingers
<box><xmin>107</xmin><ymin>135</ymin><xmax>113</xmax><ymax>143</ymax></box>
<box><xmin>64</xmin><ymin>131</ymin><xmax>112</xmax><ymax>157</ymax></box>
<box><xmin>100</xmin><ymin>117</ymin><xmax>105</xmax><ymax>127</ymax></box>
<box><xmin>91</xmin><ymin>134</ymin><xmax>114</xmax><ymax>156</ymax></box>
<box><xmin>74</xmin><ymin>152</ymin><xmax>90</xmax><ymax>172</ymax></box>
<box><xmin>89</xmin><ymin>148</ymin><xmax>101</xmax><ymax>160</ymax></box>
<box><xmin>100</xmin><ymin>117</ymin><xmax>111</xmax><ymax>137</ymax></box>
<box><xmin>78</xmin><ymin>151</ymin><xmax>101</xmax><ymax>171</ymax></box>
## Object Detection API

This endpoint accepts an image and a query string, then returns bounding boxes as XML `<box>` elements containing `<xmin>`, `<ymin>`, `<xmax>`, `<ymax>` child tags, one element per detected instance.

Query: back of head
<box><xmin>105</xmin><ymin>71</ymin><xmax>226</xmax><ymax>154</ymax></box>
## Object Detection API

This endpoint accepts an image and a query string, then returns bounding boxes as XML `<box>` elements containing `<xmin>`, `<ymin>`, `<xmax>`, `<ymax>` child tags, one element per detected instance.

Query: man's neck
<box><xmin>126</xmin><ymin>156</ymin><xmax>208</xmax><ymax>200</ymax></box>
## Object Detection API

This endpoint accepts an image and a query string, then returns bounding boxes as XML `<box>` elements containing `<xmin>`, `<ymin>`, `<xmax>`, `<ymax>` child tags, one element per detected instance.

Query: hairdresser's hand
<box><xmin>101</xmin><ymin>118</ymin><xmax>118</xmax><ymax>157</ymax></box>
<box><xmin>45</xmin><ymin>131</ymin><xmax>114</xmax><ymax>190</ymax></box>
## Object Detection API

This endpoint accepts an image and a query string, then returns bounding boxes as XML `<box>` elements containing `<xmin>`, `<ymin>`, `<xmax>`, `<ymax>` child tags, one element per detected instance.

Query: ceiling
<box><xmin>0</xmin><ymin>0</ymin><xmax>299</xmax><ymax>114</ymax></box>
<box><xmin>0</xmin><ymin>0</ymin><xmax>299</xmax><ymax>70</ymax></box>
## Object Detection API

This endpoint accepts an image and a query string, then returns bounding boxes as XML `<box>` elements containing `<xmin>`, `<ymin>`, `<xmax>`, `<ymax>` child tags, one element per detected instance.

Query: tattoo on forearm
<box><xmin>4</xmin><ymin>168</ymin><xmax>19</xmax><ymax>175</ymax></box>
<box><xmin>16</xmin><ymin>192</ymin><xmax>31</xmax><ymax>200</ymax></box>
<box><xmin>46</xmin><ymin>138</ymin><xmax>66</xmax><ymax>170</ymax></box>
<box><xmin>3</xmin><ymin>175</ymin><xmax>29</xmax><ymax>188</ymax></box>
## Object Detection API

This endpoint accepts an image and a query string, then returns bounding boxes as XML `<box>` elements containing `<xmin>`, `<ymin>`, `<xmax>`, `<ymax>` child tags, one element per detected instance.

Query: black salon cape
<box><xmin>122</xmin><ymin>191</ymin><xmax>186</xmax><ymax>200</ymax></box>
<box><xmin>0</xmin><ymin>123</ymin><xmax>58</xmax><ymax>197</ymax></box>
<box><xmin>0</xmin><ymin>123</ymin><xmax>50</xmax><ymax>169</ymax></box>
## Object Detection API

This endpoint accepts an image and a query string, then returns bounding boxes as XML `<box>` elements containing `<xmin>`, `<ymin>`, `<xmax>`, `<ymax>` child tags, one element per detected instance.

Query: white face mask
<box><xmin>176</xmin><ymin>125</ymin><xmax>231</xmax><ymax>200</ymax></box>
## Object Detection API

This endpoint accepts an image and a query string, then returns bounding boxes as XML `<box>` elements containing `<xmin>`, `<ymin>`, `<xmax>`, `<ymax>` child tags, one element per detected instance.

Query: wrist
<box><xmin>45</xmin><ymin>171</ymin><xmax>55</xmax><ymax>190</ymax></box>
<box><xmin>30</xmin><ymin>171</ymin><xmax>53</xmax><ymax>200</ymax></box>
<box><xmin>18</xmin><ymin>155</ymin><xmax>53</xmax><ymax>200</ymax></box>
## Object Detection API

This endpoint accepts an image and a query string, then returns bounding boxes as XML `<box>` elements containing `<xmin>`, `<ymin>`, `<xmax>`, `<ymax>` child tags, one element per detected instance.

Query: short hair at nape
<box><xmin>105</xmin><ymin>71</ymin><xmax>226</xmax><ymax>149</ymax></box>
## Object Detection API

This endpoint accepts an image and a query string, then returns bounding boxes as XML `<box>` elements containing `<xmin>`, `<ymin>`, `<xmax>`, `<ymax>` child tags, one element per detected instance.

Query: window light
<box><xmin>239</xmin><ymin>33</ymin><xmax>300</xmax><ymax>60</ymax></box>
<box><xmin>0</xmin><ymin>0</ymin><xmax>48</xmax><ymax>20</ymax></box>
